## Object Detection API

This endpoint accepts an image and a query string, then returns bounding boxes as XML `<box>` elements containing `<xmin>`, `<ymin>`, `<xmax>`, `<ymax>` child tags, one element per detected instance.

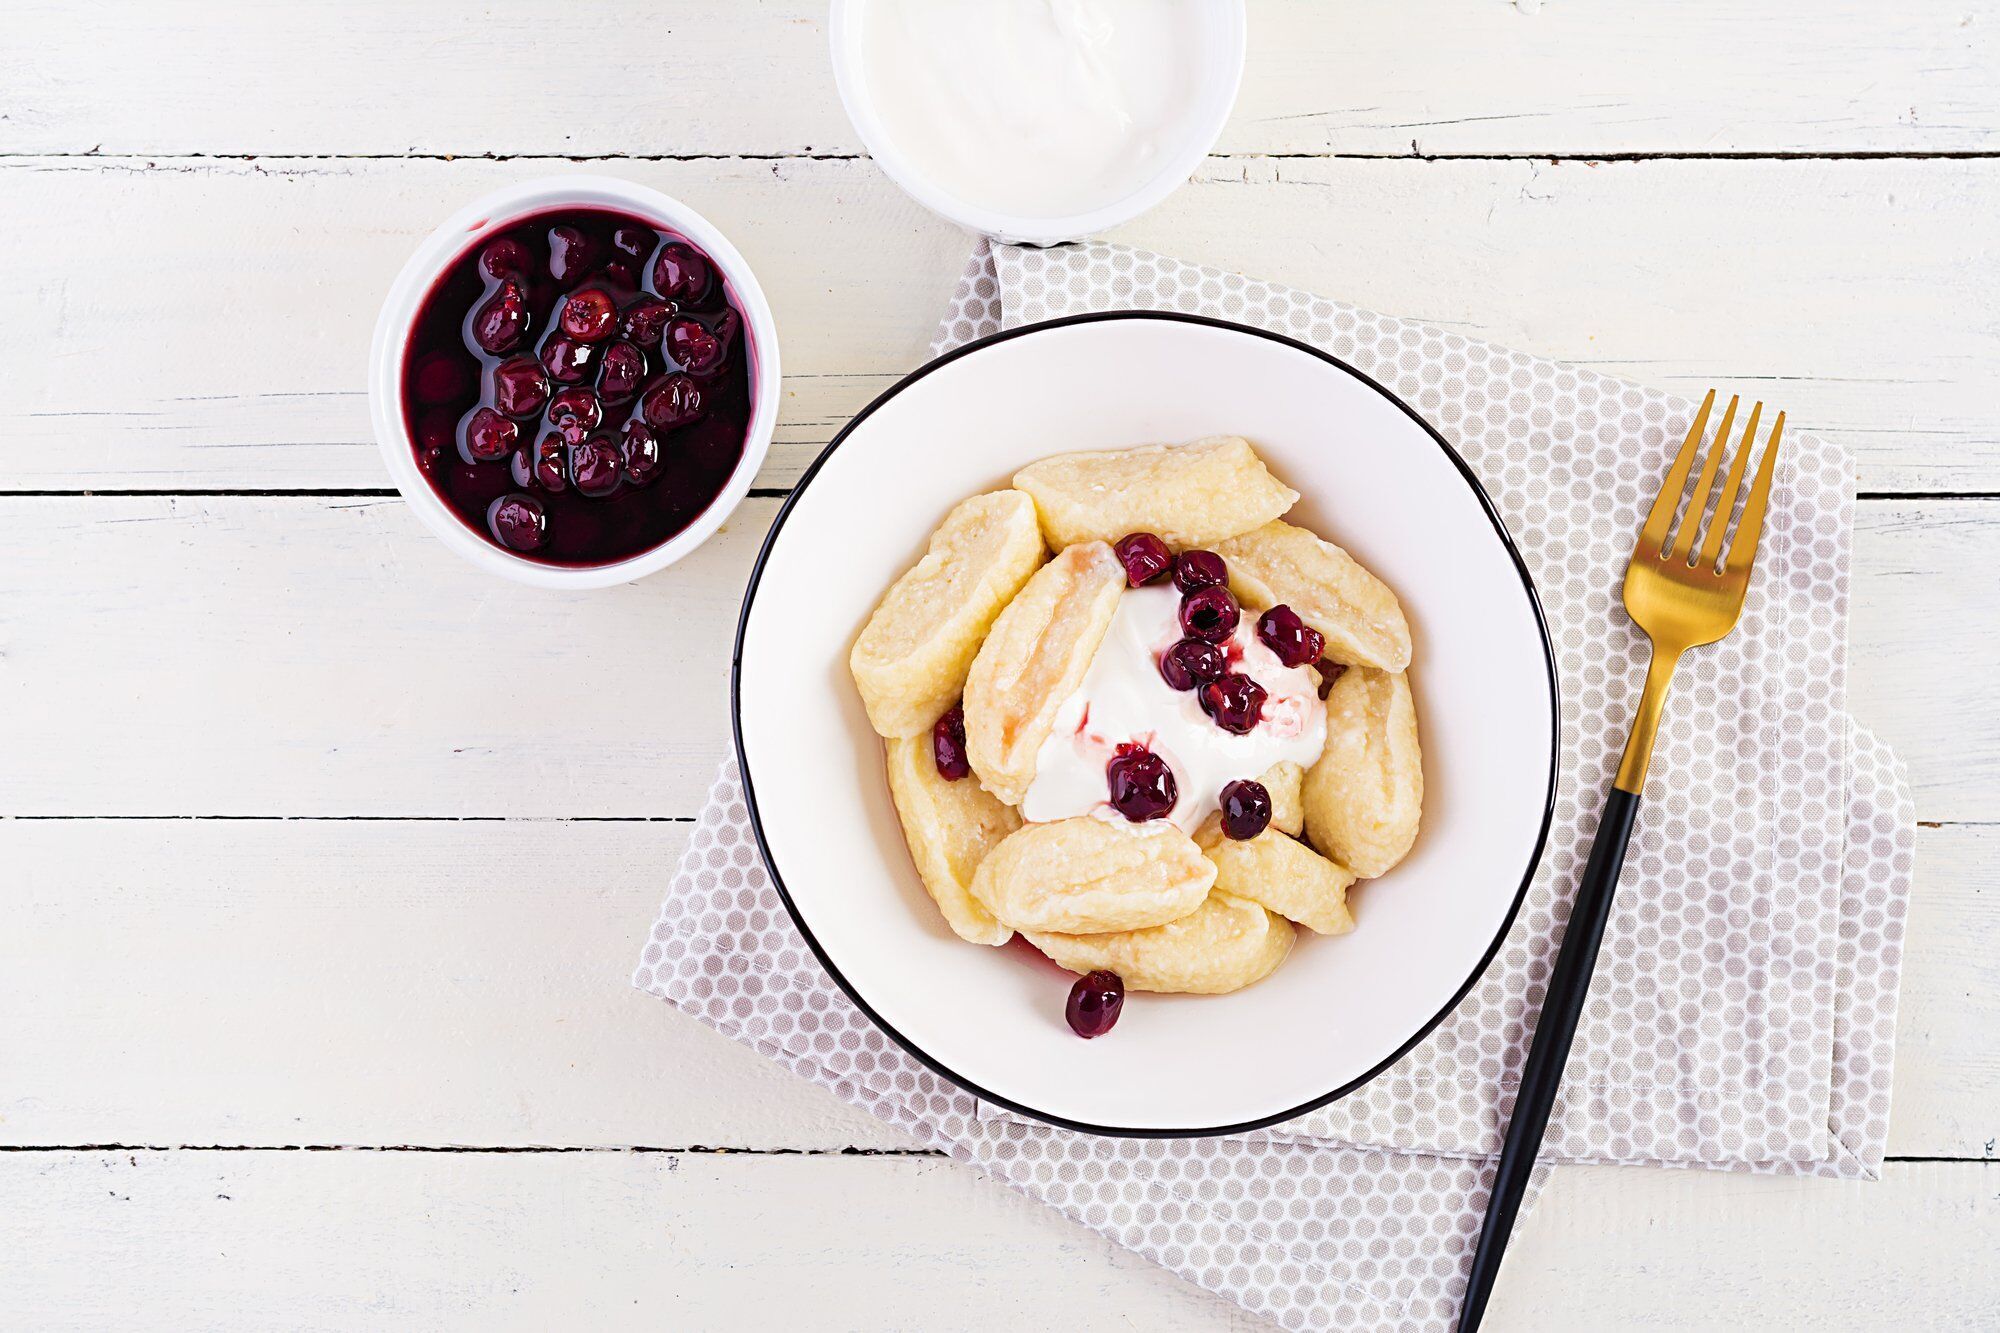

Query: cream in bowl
<box><xmin>832</xmin><ymin>0</ymin><xmax>1246</xmax><ymax>242</ymax></box>
<box><xmin>1018</xmin><ymin>579</ymin><xmax>1330</xmax><ymax>834</ymax></box>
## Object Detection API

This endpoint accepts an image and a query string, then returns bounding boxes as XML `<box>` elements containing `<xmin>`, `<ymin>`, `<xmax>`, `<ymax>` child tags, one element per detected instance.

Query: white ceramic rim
<box><xmin>367</xmin><ymin>175</ymin><xmax>781</xmax><ymax>590</ymax></box>
<box><xmin>733</xmin><ymin>311</ymin><xmax>1560</xmax><ymax>1138</ymax></box>
<box><xmin>827</xmin><ymin>0</ymin><xmax>1248</xmax><ymax>245</ymax></box>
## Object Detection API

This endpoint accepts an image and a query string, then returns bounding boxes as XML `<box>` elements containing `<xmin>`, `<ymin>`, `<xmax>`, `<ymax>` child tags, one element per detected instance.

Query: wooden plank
<box><xmin>2</xmin><ymin>817</ymin><xmax>1990</xmax><ymax>1156</ymax></box>
<box><xmin>1495</xmin><ymin>1162</ymin><xmax>2000</xmax><ymax>1329</ymax></box>
<box><xmin>1848</xmin><ymin>501</ymin><xmax>2000</xmax><ymax>824</ymax></box>
<box><xmin>6</xmin><ymin>1</ymin><xmax>1998</xmax><ymax>158</ymax></box>
<box><xmin>0</xmin><ymin>495</ymin><xmax>1988</xmax><ymax>821</ymax></box>
<box><xmin>6</xmin><ymin>154</ymin><xmax>1999</xmax><ymax>495</ymax></box>
<box><xmin>1892</xmin><ymin>826</ymin><xmax>2000</xmax><ymax>1160</ymax></box>
<box><xmin>10</xmin><ymin>7</ymin><xmax>1989</xmax><ymax>1315</ymax></box>
<box><xmin>0</xmin><ymin>1150</ymin><xmax>1251</xmax><ymax>1330</ymax></box>
<box><xmin>0</xmin><ymin>156</ymin><xmax>958</xmax><ymax>493</ymax></box>
<box><xmin>0</xmin><ymin>495</ymin><xmax>769</xmax><ymax>819</ymax></box>
<box><xmin>0</xmin><ymin>819</ymin><xmax>911</xmax><ymax>1153</ymax></box>
<box><xmin>1</xmin><ymin>1151</ymin><xmax>1993</xmax><ymax>1329</ymax></box>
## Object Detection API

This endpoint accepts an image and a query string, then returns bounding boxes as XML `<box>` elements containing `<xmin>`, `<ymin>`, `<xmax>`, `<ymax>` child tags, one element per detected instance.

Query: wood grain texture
<box><xmin>1848</xmin><ymin>501</ymin><xmax>2000</xmax><ymax>822</ymax></box>
<box><xmin>2</xmin><ymin>818</ymin><xmax>1991</xmax><ymax>1156</ymax></box>
<box><xmin>8</xmin><ymin>3</ymin><xmax>1993</xmax><ymax>1323</ymax></box>
<box><xmin>0</xmin><ymin>495</ymin><xmax>765</xmax><ymax>819</ymax></box>
<box><xmin>0</xmin><ymin>495</ymin><xmax>1988</xmax><ymax>820</ymax></box>
<box><xmin>0</xmin><ymin>819</ymin><xmax>910</xmax><ymax>1152</ymax></box>
<box><xmin>1891</xmin><ymin>825</ymin><xmax>2000</xmax><ymax>1160</ymax></box>
<box><xmin>6</xmin><ymin>154</ymin><xmax>1997</xmax><ymax>496</ymax></box>
<box><xmin>1</xmin><ymin>1151</ymin><xmax>1994</xmax><ymax>1330</ymax></box>
<box><xmin>6</xmin><ymin>0</ymin><xmax>1998</xmax><ymax>157</ymax></box>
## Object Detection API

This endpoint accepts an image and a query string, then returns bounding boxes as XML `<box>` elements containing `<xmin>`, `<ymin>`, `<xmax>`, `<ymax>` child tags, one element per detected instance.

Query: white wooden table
<box><xmin>4</xmin><ymin>3</ymin><xmax>1997</xmax><ymax>1327</ymax></box>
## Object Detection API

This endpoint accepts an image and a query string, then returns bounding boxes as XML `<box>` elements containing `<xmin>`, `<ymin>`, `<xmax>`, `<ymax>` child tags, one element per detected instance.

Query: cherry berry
<box><xmin>1106</xmin><ymin>747</ymin><xmax>1177</xmax><ymax>823</ymax></box>
<box><xmin>621</xmin><ymin>423</ymin><xmax>665</xmax><ymax>487</ymax></box>
<box><xmin>541</xmin><ymin>335</ymin><xmax>597</xmax><ymax>385</ymax></box>
<box><xmin>547</xmin><ymin>225</ymin><xmax>596</xmax><ymax>284</ymax></box>
<box><xmin>653</xmin><ymin>242</ymin><xmax>712</xmax><ymax>303</ymax></box>
<box><xmin>546</xmin><ymin>387</ymin><xmax>602</xmax><ymax>443</ymax></box>
<box><xmin>710</xmin><ymin>306</ymin><xmax>742</xmax><ymax>356</ymax></box>
<box><xmin>641</xmin><ymin>373</ymin><xmax>706</xmax><ymax>431</ymax></box>
<box><xmin>560</xmin><ymin>287</ymin><xmax>619</xmax><ymax>343</ymax></box>
<box><xmin>479</xmin><ymin>237</ymin><xmax>532</xmax><ymax>280</ymax></box>
<box><xmin>531</xmin><ymin>433</ymin><xmax>568</xmax><ymax>492</ymax></box>
<box><xmin>1218</xmin><ymin>779</ymin><xmax>1273</xmax><ymax>841</ymax></box>
<box><xmin>1200</xmin><ymin>673</ymin><xmax>1267</xmax><ymax>735</ymax></box>
<box><xmin>1066</xmin><ymin>970</ymin><xmax>1124</xmax><ymax>1039</ymax></box>
<box><xmin>1158</xmin><ymin>637</ymin><xmax>1225</xmax><ymax>692</ymax></box>
<box><xmin>471</xmin><ymin>282</ymin><xmax>530</xmax><ymax>355</ymax></box>
<box><xmin>611</xmin><ymin>225</ymin><xmax>652</xmax><ymax>263</ymax></box>
<box><xmin>1257</xmin><ymin>604</ymin><xmax>1325</xmax><ymax>669</ymax></box>
<box><xmin>490</xmin><ymin>355</ymin><xmax>550</xmax><ymax>418</ymax></box>
<box><xmin>932</xmin><ymin>705</ymin><xmax>971</xmax><ymax>781</ymax></box>
<box><xmin>595</xmin><ymin>342</ymin><xmax>646</xmax><ymax>405</ymax></box>
<box><xmin>487</xmin><ymin>493</ymin><xmax>547</xmax><ymax>552</ymax></box>
<box><xmin>621</xmin><ymin>297</ymin><xmax>675</xmax><ymax>349</ymax></box>
<box><xmin>569</xmin><ymin>434</ymin><xmax>625</xmax><ymax>498</ymax></box>
<box><xmin>666</xmin><ymin>316</ymin><xmax>725</xmax><ymax>376</ymax></box>
<box><xmin>1114</xmin><ymin>532</ymin><xmax>1173</xmax><ymax>586</ymax></box>
<box><xmin>1173</xmin><ymin>549</ymin><xmax>1227</xmax><ymax>593</ymax></box>
<box><xmin>461</xmin><ymin>407</ymin><xmax>518</xmax><ymax>462</ymax></box>
<box><xmin>1179</xmin><ymin>585</ymin><xmax>1240</xmax><ymax>643</ymax></box>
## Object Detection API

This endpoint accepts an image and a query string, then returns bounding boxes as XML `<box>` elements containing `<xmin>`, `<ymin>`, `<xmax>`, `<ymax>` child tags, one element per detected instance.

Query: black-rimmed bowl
<box><xmin>735</xmin><ymin>312</ymin><xmax>1557</xmax><ymax>1137</ymax></box>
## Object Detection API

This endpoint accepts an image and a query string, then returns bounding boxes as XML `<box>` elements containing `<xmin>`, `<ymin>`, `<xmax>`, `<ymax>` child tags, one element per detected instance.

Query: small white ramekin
<box><xmin>828</xmin><ymin>0</ymin><xmax>1246</xmax><ymax>245</ymax></box>
<box><xmin>368</xmin><ymin>176</ymin><xmax>781</xmax><ymax>590</ymax></box>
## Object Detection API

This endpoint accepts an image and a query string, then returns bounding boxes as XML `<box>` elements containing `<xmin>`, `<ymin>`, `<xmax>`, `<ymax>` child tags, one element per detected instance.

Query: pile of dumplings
<box><xmin>849</xmin><ymin>437</ymin><xmax>1423</xmax><ymax>997</ymax></box>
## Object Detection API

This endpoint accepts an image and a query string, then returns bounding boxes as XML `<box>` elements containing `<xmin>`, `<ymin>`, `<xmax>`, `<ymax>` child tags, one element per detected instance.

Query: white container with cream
<box><xmin>830</xmin><ymin>0</ymin><xmax>1246</xmax><ymax>244</ymax></box>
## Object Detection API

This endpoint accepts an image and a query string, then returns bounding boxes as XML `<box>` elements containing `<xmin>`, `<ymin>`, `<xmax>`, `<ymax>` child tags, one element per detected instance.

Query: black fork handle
<box><xmin>1456</xmin><ymin>784</ymin><xmax>1643</xmax><ymax>1333</ymax></box>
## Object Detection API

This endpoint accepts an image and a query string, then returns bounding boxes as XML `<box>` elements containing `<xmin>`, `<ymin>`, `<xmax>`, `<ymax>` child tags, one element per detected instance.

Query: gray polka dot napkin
<box><xmin>633</xmin><ymin>242</ymin><xmax>1913</xmax><ymax>1331</ymax></box>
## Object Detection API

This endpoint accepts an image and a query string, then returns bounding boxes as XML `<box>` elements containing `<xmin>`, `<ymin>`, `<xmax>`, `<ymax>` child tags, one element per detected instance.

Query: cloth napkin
<box><xmin>633</xmin><ymin>242</ymin><xmax>1914</xmax><ymax>1331</ymax></box>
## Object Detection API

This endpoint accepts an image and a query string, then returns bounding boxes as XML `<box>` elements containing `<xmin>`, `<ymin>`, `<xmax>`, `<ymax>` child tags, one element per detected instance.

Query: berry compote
<box><xmin>400</xmin><ymin>207</ymin><xmax>754</xmax><ymax>566</ymax></box>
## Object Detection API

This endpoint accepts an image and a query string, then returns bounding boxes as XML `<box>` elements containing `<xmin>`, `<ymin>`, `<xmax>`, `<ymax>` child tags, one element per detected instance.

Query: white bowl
<box><xmin>367</xmin><ymin>176</ymin><xmax>781</xmax><ymax>590</ymax></box>
<box><xmin>736</xmin><ymin>313</ymin><xmax>1559</xmax><ymax>1136</ymax></box>
<box><xmin>828</xmin><ymin>0</ymin><xmax>1247</xmax><ymax>245</ymax></box>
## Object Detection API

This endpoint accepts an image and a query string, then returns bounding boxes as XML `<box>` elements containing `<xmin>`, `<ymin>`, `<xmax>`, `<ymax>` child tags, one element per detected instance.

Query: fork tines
<box><xmin>1637</xmin><ymin>388</ymin><xmax>1788</xmax><ymax>577</ymax></box>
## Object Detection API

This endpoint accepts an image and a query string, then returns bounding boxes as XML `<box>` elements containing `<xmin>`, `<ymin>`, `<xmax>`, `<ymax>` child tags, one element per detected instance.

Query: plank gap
<box><xmin>1</xmin><ymin>1145</ymin><xmax>1992</xmax><ymax>1163</ymax></box>
<box><xmin>0</xmin><ymin>487</ymin><xmax>797</xmax><ymax>499</ymax></box>
<box><xmin>5</xmin><ymin>813</ymin><xmax>1997</xmax><ymax>829</ymax></box>
<box><xmin>3</xmin><ymin>814</ymin><xmax>700</xmax><ymax>824</ymax></box>
<box><xmin>13</xmin><ymin>150</ymin><xmax>2000</xmax><ymax>165</ymax></box>
<box><xmin>1</xmin><ymin>488</ymin><xmax>1993</xmax><ymax>502</ymax></box>
<box><xmin>0</xmin><ymin>1143</ymin><xmax>944</xmax><ymax>1157</ymax></box>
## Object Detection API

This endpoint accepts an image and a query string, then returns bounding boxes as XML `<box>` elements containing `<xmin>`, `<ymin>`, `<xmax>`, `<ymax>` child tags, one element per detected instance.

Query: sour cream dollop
<box><xmin>1021</xmin><ymin>585</ymin><xmax>1327</xmax><ymax>832</ymax></box>
<box><xmin>856</xmin><ymin>0</ymin><xmax>1212</xmax><ymax>220</ymax></box>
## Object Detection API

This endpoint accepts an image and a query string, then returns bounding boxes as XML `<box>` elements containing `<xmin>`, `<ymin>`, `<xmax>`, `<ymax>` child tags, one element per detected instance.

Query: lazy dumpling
<box><xmin>1302</xmin><ymin>667</ymin><xmax>1423</xmax><ymax>878</ymax></box>
<box><xmin>1011</xmin><ymin>436</ymin><xmax>1298</xmax><ymax>552</ymax></box>
<box><xmin>850</xmin><ymin>489</ymin><xmax>1046</xmax><ymax>739</ymax></box>
<box><xmin>1216</xmin><ymin>519</ymin><xmax>1412</xmax><ymax>672</ymax></box>
<box><xmin>1196</xmin><ymin>819</ymin><xmax>1356</xmax><ymax>936</ymax></box>
<box><xmin>970</xmin><ymin>817</ymin><xmax>1213</xmax><ymax>935</ymax></box>
<box><xmin>962</xmin><ymin>541</ymin><xmax>1124</xmax><ymax>805</ymax></box>
<box><xmin>1025</xmin><ymin>891</ymin><xmax>1295</xmax><ymax>995</ymax></box>
<box><xmin>885</xmin><ymin>733</ymin><xmax>1020</xmax><ymax>946</ymax></box>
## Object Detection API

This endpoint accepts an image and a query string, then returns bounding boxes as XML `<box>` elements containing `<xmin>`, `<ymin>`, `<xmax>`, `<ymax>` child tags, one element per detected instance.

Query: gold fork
<box><xmin>1457</xmin><ymin>390</ymin><xmax>1788</xmax><ymax>1333</ymax></box>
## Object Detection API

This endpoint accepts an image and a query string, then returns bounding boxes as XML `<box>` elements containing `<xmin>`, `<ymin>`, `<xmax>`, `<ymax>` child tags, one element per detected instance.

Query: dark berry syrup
<box><xmin>399</xmin><ymin>207</ymin><xmax>755</xmax><ymax>566</ymax></box>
